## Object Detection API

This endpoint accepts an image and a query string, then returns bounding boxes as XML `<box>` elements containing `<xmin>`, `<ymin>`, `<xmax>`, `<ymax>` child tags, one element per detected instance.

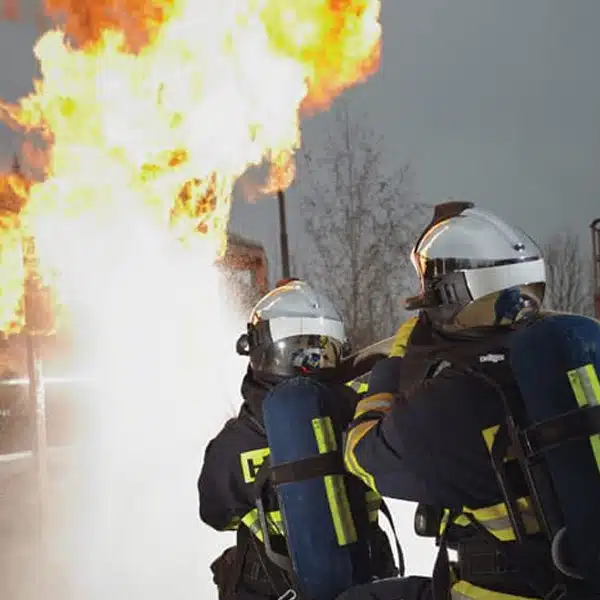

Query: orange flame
<box><xmin>0</xmin><ymin>0</ymin><xmax>381</xmax><ymax>333</ymax></box>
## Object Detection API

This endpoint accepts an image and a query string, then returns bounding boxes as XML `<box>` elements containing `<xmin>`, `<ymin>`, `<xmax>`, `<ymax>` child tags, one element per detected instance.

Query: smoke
<box><xmin>4</xmin><ymin>249</ymin><xmax>436</xmax><ymax>600</ymax></box>
<box><xmin>32</xmin><ymin>246</ymin><xmax>249</xmax><ymax>600</ymax></box>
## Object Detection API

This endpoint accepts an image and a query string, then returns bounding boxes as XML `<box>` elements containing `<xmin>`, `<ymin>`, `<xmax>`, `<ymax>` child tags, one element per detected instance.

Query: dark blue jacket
<box><xmin>343</xmin><ymin>319</ymin><xmax>518</xmax><ymax>511</ymax></box>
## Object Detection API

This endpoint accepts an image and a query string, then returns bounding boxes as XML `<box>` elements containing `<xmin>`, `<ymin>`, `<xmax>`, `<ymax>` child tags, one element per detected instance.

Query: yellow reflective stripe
<box><xmin>354</xmin><ymin>392</ymin><xmax>394</xmax><ymax>419</ymax></box>
<box><xmin>312</xmin><ymin>416</ymin><xmax>358</xmax><ymax>546</ymax></box>
<box><xmin>241</xmin><ymin>511</ymin><xmax>264</xmax><ymax>540</ymax></box>
<box><xmin>367</xmin><ymin>505</ymin><xmax>380</xmax><ymax>522</ymax></box>
<box><xmin>482</xmin><ymin>425</ymin><xmax>499</xmax><ymax>453</ymax></box>
<box><xmin>481</xmin><ymin>425</ymin><xmax>516</xmax><ymax>462</ymax></box>
<box><xmin>441</xmin><ymin>497</ymin><xmax>540</xmax><ymax>541</ymax></box>
<box><xmin>568</xmin><ymin>363</ymin><xmax>600</xmax><ymax>404</ymax></box>
<box><xmin>346</xmin><ymin>379</ymin><xmax>369</xmax><ymax>395</ymax></box>
<box><xmin>452</xmin><ymin>580</ymin><xmax>537</xmax><ymax>599</ymax></box>
<box><xmin>568</xmin><ymin>363</ymin><xmax>600</xmax><ymax>469</ymax></box>
<box><xmin>346</xmin><ymin>380</ymin><xmax>361</xmax><ymax>392</ymax></box>
<box><xmin>365</xmin><ymin>489</ymin><xmax>381</xmax><ymax>502</ymax></box>
<box><xmin>240</xmin><ymin>447</ymin><xmax>270</xmax><ymax>483</ymax></box>
<box><xmin>224</xmin><ymin>516</ymin><xmax>241</xmax><ymax>531</ymax></box>
<box><xmin>439</xmin><ymin>509</ymin><xmax>454</xmax><ymax>536</ymax></box>
<box><xmin>366</xmin><ymin>489</ymin><xmax>382</xmax><ymax>522</ymax></box>
<box><xmin>241</xmin><ymin>508</ymin><xmax>284</xmax><ymax>542</ymax></box>
<box><xmin>344</xmin><ymin>420</ymin><xmax>379</xmax><ymax>492</ymax></box>
<box><xmin>389</xmin><ymin>316</ymin><xmax>419</xmax><ymax>357</ymax></box>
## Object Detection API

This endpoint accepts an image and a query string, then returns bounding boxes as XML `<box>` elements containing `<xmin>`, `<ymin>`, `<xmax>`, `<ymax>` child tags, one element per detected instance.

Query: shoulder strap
<box><xmin>253</xmin><ymin>461</ymin><xmax>309</xmax><ymax>600</ymax></box>
<box><xmin>245</xmin><ymin>529</ymin><xmax>302</xmax><ymax>600</ymax></box>
<box><xmin>229</xmin><ymin>526</ymin><xmax>250</xmax><ymax>597</ymax></box>
<box><xmin>431</xmin><ymin>508</ymin><xmax>460</xmax><ymax>600</ymax></box>
<box><xmin>253</xmin><ymin>459</ymin><xmax>294</xmax><ymax>573</ymax></box>
<box><xmin>378</xmin><ymin>499</ymin><xmax>406</xmax><ymax>577</ymax></box>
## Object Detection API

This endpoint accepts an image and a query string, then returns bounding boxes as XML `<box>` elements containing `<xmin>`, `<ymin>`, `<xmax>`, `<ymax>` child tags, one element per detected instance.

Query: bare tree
<box><xmin>542</xmin><ymin>232</ymin><xmax>593</xmax><ymax>315</ymax></box>
<box><xmin>296</xmin><ymin>105</ymin><xmax>424</xmax><ymax>348</ymax></box>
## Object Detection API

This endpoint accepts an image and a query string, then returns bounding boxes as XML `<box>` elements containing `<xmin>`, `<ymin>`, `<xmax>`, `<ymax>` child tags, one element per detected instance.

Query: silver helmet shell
<box><xmin>406</xmin><ymin>202</ymin><xmax>546</xmax><ymax>326</ymax></box>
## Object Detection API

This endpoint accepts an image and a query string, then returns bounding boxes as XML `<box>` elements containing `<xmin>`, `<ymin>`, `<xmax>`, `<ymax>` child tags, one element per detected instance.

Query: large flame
<box><xmin>0</xmin><ymin>0</ymin><xmax>381</xmax><ymax>335</ymax></box>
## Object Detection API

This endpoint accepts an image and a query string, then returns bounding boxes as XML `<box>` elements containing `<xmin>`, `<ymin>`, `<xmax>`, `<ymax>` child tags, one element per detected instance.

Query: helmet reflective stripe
<box><xmin>269</xmin><ymin>316</ymin><xmax>346</xmax><ymax>345</ymax></box>
<box><xmin>244</xmin><ymin>280</ymin><xmax>347</xmax><ymax>378</ymax></box>
<box><xmin>463</xmin><ymin>258</ymin><xmax>546</xmax><ymax>303</ymax></box>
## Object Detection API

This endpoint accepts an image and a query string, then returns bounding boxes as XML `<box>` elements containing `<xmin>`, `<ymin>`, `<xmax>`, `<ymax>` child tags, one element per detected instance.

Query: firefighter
<box><xmin>336</xmin><ymin>202</ymin><xmax>594</xmax><ymax>600</ymax></box>
<box><xmin>198</xmin><ymin>279</ymin><xmax>398</xmax><ymax>600</ymax></box>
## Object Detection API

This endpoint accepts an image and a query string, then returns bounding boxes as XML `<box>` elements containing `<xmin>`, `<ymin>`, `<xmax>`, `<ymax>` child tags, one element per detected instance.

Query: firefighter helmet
<box><xmin>236</xmin><ymin>280</ymin><xmax>347</xmax><ymax>380</ymax></box>
<box><xmin>406</xmin><ymin>202</ymin><xmax>546</xmax><ymax>327</ymax></box>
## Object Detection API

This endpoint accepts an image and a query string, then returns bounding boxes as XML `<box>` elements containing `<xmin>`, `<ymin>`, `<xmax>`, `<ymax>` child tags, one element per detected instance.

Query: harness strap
<box><xmin>270</xmin><ymin>451</ymin><xmax>345</xmax><ymax>485</ymax></box>
<box><xmin>523</xmin><ymin>404</ymin><xmax>600</xmax><ymax>455</ymax></box>
<box><xmin>245</xmin><ymin>527</ymin><xmax>303</xmax><ymax>600</ymax></box>
<box><xmin>254</xmin><ymin>459</ymin><xmax>294</xmax><ymax>573</ymax></box>
<box><xmin>433</xmin><ymin>508</ymin><xmax>460</xmax><ymax>600</ymax></box>
<box><xmin>378</xmin><ymin>499</ymin><xmax>406</xmax><ymax>577</ymax></box>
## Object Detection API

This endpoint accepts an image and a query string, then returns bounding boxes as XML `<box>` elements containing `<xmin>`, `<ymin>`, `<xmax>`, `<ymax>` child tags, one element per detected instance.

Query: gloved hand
<box><xmin>367</xmin><ymin>356</ymin><xmax>403</xmax><ymax>396</ymax></box>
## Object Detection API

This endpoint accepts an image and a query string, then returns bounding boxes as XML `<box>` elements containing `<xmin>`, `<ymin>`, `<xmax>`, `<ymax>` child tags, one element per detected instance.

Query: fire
<box><xmin>0</xmin><ymin>0</ymin><xmax>381</xmax><ymax>334</ymax></box>
<box><xmin>0</xmin><ymin>174</ymin><xmax>26</xmax><ymax>332</ymax></box>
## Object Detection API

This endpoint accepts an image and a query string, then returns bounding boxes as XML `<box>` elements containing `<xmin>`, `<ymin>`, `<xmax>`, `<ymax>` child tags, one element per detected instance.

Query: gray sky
<box><xmin>1</xmin><ymin>0</ymin><xmax>599</xmax><ymax>281</ymax></box>
<box><xmin>233</xmin><ymin>0</ymin><xmax>600</xmax><ymax>279</ymax></box>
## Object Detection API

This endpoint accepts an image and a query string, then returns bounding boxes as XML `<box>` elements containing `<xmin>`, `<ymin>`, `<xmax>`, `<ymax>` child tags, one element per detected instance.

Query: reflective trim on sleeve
<box><xmin>451</xmin><ymin>580</ymin><xmax>538</xmax><ymax>599</ymax></box>
<box><xmin>344</xmin><ymin>419</ymin><xmax>379</xmax><ymax>493</ymax></box>
<box><xmin>241</xmin><ymin>508</ymin><xmax>284</xmax><ymax>542</ymax></box>
<box><xmin>357</xmin><ymin>382</ymin><xmax>369</xmax><ymax>395</ymax></box>
<box><xmin>567</xmin><ymin>363</ymin><xmax>600</xmax><ymax>470</ymax></box>
<box><xmin>223</xmin><ymin>516</ymin><xmax>241</xmax><ymax>531</ymax></box>
<box><xmin>347</xmin><ymin>379</ymin><xmax>361</xmax><ymax>392</ymax></box>
<box><xmin>440</xmin><ymin>496</ymin><xmax>540</xmax><ymax>542</ymax></box>
<box><xmin>365</xmin><ymin>489</ymin><xmax>382</xmax><ymax>522</ymax></box>
<box><xmin>389</xmin><ymin>316</ymin><xmax>419</xmax><ymax>358</ymax></box>
<box><xmin>312</xmin><ymin>416</ymin><xmax>358</xmax><ymax>546</ymax></box>
<box><xmin>354</xmin><ymin>393</ymin><xmax>394</xmax><ymax>419</ymax></box>
<box><xmin>346</xmin><ymin>378</ymin><xmax>369</xmax><ymax>395</ymax></box>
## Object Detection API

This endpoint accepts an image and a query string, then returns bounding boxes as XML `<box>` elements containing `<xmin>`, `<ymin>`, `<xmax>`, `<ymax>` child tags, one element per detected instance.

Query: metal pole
<box><xmin>12</xmin><ymin>156</ymin><xmax>49</xmax><ymax>552</ymax></box>
<box><xmin>23</xmin><ymin>240</ymin><xmax>49</xmax><ymax>597</ymax></box>
<box><xmin>277</xmin><ymin>189</ymin><xmax>290</xmax><ymax>279</ymax></box>
<box><xmin>24</xmin><ymin>321</ymin><xmax>48</xmax><ymax>542</ymax></box>
<box><xmin>592</xmin><ymin>218</ymin><xmax>600</xmax><ymax>319</ymax></box>
<box><xmin>10</xmin><ymin>155</ymin><xmax>50</xmax><ymax>568</ymax></box>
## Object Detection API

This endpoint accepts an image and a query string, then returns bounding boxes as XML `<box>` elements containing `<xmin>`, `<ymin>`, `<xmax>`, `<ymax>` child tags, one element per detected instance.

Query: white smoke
<box><xmin>40</xmin><ymin>241</ymin><xmax>248</xmax><ymax>600</ymax></box>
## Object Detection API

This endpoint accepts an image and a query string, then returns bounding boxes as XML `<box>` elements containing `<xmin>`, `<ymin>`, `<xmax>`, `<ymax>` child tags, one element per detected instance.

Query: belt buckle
<box><xmin>457</xmin><ymin>543</ymin><xmax>512</xmax><ymax>579</ymax></box>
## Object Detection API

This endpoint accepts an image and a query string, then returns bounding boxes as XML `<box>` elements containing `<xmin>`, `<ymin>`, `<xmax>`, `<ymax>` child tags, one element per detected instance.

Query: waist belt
<box><xmin>457</xmin><ymin>538</ymin><xmax>518</xmax><ymax>582</ymax></box>
<box><xmin>456</xmin><ymin>536</ymin><xmax>560</xmax><ymax>598</ymax></box>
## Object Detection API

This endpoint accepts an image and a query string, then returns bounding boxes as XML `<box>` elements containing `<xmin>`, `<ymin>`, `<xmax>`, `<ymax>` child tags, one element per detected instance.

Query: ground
<box><xmin>0</xmin><ymin>448</ymin><xmax>80</xmax><ymax>600</ymax></box>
